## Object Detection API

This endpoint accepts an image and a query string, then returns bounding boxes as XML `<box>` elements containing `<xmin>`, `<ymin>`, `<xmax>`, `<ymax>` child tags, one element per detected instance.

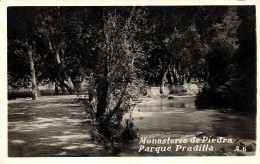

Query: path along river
<box><xmin>8</xmin><ymin>94</ymin><xmax>256</xmax><ymax>156</ymax></box>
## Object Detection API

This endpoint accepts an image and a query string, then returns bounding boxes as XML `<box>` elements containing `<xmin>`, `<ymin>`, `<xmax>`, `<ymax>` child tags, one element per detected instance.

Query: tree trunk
<box><xmin>171</xmin><ymin>62</ymin><xmax>178</xmax><ymax>85</ymax></box>
<box><xmin>28</xmin><ymin>44</ymin><xmax>38</xmax><ymax>100</ymax></box>
<box><xmin>60</xmin><ymin>85</ymin><xmax>68</xmax><ymax>94</ymax></box>
<box><xmin>61</xmin><ymin>49</ymin><xmax>74</xmax><ymax>92</ymax></box>
<box><xmin>36</xmin><ymin>84</ymin><xmax>41</xmax><ymax>97</ymax></box>
<box><xmin>96</xmin><ymin>79</ymin><xmax>109</xmax><ymax>118</ymax></box>
<box><xmin>55</xmin><ymin>82</ymin><xmax>59</xmax><ymax>94</ymax></box>
<box><xmin>57</xmin><ymin>80</ymin><xmax>69</xmax><ymax>94</ymax></box>
<box><xmin>55</xmin><ymin>49</ymin><xmax>74</xmax><ymax>94</ymax></box>
<box><xmin>105</xmin><ymin>81</ymin><xmax>128</xmax><ymax>123</ymax></box>
<box><xmin>167</xmin><ymin>65</ymin><xmax>173</xmax><ymax>85</ymax></box>
<box><xmin>160</xmin><ymin>70</ymin><xmax>168</xmax><ymax>94</ymax></box>
<box><xmin>96</xmin><ymin>55</ymin><xmax>109</xmax><ymax>118</ymax></box>
<box><xmin>48</xmin><ymin>40</ymin><xmax>74</xmax><ymax>94</ymax></box>
<box><xmin>181</xmin><ymin>71</ymin><xmax>185</xmax><ymax>85</ymax></box>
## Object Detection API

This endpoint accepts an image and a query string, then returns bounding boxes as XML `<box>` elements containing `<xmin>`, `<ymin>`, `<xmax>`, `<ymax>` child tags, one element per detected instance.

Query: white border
<box><xmin>0</xmin><ymin>0</ymin><xmax>259</xmax><ymax>164</ymax></box>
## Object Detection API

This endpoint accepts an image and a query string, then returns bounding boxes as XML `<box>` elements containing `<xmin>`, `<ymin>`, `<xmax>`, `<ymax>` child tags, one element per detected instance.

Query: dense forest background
<box><xmin>8</xmin><ymin>6</ymin><xmax>256</xmax><ymax>118</ymax></box>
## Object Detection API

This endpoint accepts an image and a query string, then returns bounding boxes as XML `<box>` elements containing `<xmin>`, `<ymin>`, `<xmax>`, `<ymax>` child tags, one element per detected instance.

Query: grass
<box><xmin>8</xmin><ymin>88</ymin><xmax>57</xmax><ymax>100</ymax></box>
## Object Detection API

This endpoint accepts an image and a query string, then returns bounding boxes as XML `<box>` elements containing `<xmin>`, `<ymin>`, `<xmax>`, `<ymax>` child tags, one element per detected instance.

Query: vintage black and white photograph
<box><xmin>7</xmin><ymin>5</ymin><xmax>256</xmax><ymax>157</ymax></box>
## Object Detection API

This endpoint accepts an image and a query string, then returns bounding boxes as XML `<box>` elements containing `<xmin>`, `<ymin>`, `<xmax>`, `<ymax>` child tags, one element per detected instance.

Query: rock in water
<box><xmin>168</xmin><ymin>95</ymin><xmax>174</xmax><ymax>99</ymax></box>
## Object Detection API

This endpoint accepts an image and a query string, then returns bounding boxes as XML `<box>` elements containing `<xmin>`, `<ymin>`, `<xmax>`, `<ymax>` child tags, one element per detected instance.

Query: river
<box><xmin>8</xmin><ymin>94</ymin><xmax>256</xmax><ymax>156</ymax></box>
<box><xmin>118</xmin><ymin>95</ymin><xmax>256</xmax><ymax>156</ymax></box>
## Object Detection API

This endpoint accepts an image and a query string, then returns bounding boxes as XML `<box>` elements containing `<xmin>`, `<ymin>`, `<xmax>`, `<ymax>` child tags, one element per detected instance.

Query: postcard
<box><xmin>1</xmin><ymin>0</ymin><xmax>259</xmax><ymax>164</ymax></box>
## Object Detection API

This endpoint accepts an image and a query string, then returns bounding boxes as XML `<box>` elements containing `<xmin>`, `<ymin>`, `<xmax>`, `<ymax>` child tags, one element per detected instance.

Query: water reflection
<box><xmin>133</xmin><ymin>96</ymin><xmax>255</xmax><ymax>139</ymax></box>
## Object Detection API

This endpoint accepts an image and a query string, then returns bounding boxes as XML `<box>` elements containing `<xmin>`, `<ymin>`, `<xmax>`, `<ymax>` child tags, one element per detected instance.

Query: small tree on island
<box><xmin>82</xmin><ymin>7</ymin><xmax>149</xmax><ymax>148</ymax></box>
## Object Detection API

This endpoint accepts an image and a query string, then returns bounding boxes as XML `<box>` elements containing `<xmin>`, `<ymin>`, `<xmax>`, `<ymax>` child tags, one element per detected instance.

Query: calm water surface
<box><xmin>119</xmin><ymin>96</ymin><xmax>256</xmax><ymax>156</ymax></box>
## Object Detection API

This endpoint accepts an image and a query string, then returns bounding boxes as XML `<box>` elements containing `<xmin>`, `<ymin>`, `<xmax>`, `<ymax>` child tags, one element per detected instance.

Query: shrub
<box><xmin>39</xmin><ymin>89</ymin><xmax>56</xmax><ymax>96</ymax></box>
<box><xmin>169</xmin><ymin>85</ymin><xmax>187</xmax><ymax>94</ymax></box>
<box><xmin>8</xmin><ymin>89</ymin><xmax>31</xmax><ymax>100</ymax></box>
<box><xmin>8</xmin><ymin>88</ymin><xmax>56</xmax><ymax>100</ymax></box>
<box><xmin>195</xmin><ymin>84</ymin><xmax>256</xmax><ymax>115</ymax></box>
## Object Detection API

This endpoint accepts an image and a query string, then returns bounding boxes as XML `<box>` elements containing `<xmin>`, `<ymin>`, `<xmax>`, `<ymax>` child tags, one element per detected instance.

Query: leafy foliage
<box><xmin>8</xmin><ymin>6</ymin><xmax>256</xmax><ymax>145</ymax></box>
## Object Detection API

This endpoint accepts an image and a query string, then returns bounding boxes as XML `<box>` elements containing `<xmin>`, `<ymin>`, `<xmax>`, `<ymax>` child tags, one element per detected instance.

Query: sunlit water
<box><xmin>118</xmin><ymin>95</ymin><xmax>256</xmax><ymax>156</ymax></box>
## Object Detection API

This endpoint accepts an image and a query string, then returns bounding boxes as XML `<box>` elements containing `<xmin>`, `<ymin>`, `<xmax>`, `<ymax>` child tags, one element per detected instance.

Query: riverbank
<box><xmin>8</xmin><ymin>92</ymin><xmax>256</xmax><ymax>156</ymax></box>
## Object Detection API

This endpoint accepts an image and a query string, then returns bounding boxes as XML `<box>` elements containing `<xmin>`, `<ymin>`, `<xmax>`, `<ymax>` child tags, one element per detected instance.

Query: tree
<box><xmin>34</xmin><ymin>7</ymin><xmax>75</xmax><ymax>93</ymax></box>
<box><xmin>8</xmin><ymin>7</ymin><xmax>40</xmax><ymax>100</ymax></box>
<box><xmin>195</xmin><ymin>6</ymin><xmax>256</xmax><ymax>113</ymax></box>
<box><xmin>78</xmin><ymin>7</ymin><xmax>150</xmax><ymax>145</ymax></box>
<box><xmin>139</xmin><ymin>7</ymin><xmax>209</xmax><ymax>91</ymax></box>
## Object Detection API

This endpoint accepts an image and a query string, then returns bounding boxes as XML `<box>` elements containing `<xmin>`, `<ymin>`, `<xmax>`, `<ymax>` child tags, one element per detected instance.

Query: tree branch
<box><xmin>104</xmin><ymin>7</ymin><xmax>136</xmax><ymax>123</ymax></box>
<box><xmin>105</xmin><ymin>81</ymin><xmax>128</xmax><ymax>123</ymax></box>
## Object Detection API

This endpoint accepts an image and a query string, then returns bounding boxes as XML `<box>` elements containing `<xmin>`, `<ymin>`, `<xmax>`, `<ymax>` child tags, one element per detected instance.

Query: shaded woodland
<box><xmin>8</xmin><ymin>6</ymin><xmax>256</xmax><ymax>144</ymax></box>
